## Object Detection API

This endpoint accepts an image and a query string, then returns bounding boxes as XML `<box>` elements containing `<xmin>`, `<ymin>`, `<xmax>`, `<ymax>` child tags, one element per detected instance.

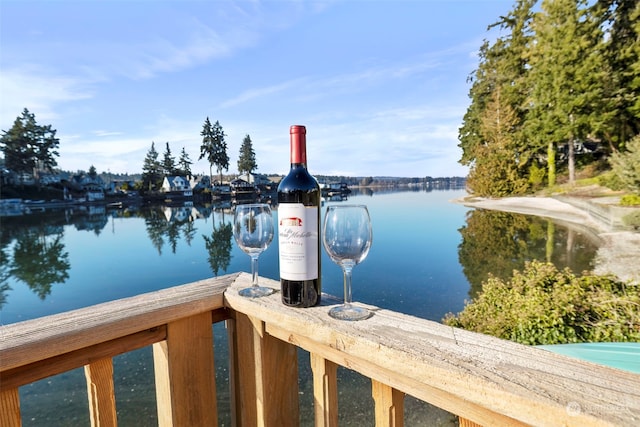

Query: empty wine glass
<box><xmin>233</xmin><ymin>203</ymin><xmax>276</xmax><ymax>298</ymax></box>
<box><xmin>322</xmin><ymin>205</ymin><xmax>372</xmax><ymax>320</ymax></box>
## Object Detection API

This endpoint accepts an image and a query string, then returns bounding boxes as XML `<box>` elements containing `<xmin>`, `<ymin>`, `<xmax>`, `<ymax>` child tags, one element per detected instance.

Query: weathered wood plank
<box><xmin>224</xmin><ymin>273</ymin><xmax>640</xmax><ymax>427</ymax></box>
<box><xmin>231</xmin><ymin>312</ymin><xmax>299</xmax><ymax>427</ymax></box>
<box><xmin>1</xmin><ymin>327</ymin><xmax>166</xmax><ymax>391</ymax></box>
<box><xmin>85</xmin><ymin>358</ymin><xmax>117</xmax><ymax>427</ymax></box>
<box><xmin>372</xmin><ymin>380</ymin><xmax>403</xmax><ymax>427</ymax></box>
<box><xmin>153</xmin><ymin>312</ymin><xmax>218</xmax><ymax>427</ymax></box>
<box><xmin>310</xmin><ymin>353</ymin><xmax>338</xmax><ymax>427</ymax></box>
<box><xmin>153</xmin><ymin>340</ymin><xmax>172</xmax><ymax>427</ymax></box>
<box><xmin>228</xmin><ymin>313</ymin><xmax>258</xmax><ymax>427</ymax></box>
<box><xmin>458</xmin><ymin>418</ymin><xmax>483</xmax><ymax>427</ymax></box>
<box><xmin>0</xmin><ymin>274</ymin><xmax>236</xmax><ymax>372</ymax></box>
<box><xmin>0</xmin><ymin>388</ymin><xmax>21</xmax><ymax>427</ymax></box>
<box><xmin>259</xmin><ymin>315</ymin><xmax>299</xmax><ymax>427</ymax></box>
<box><xmin>269</xmin><ymin>322</ymin><xmax>524</xmax><ymax>426</ymax></box>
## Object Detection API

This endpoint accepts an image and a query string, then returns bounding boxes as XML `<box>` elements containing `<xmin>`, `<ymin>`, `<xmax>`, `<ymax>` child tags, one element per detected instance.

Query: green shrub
<box><xmin>598</xmin><ymin>170</ymin><xmax>626</xmax><ymax>191</ymax></box>
<box><xmin>620</xmin><ymin>194</ymin><xmax>640</xmax><ymax>206</ymax></box>
<box><xmin>620</xmin><ymin>195</ymin><xmax>640</xmax><ymax>228</ymax></box>
<box><xmin>622</xmin><ymin>211</ymin><xmax>640</xmax><ymax>229</ymax></box>
<box><xmin>610</xmin><ymin>135</ymin><xmax>640</xmax><ymax>194</ymax></box>
<box><xmin>443</xmin><ymin>261</ymin><xmax>640</xmax><ymax>345</ymax></box>
<box><xmin>528</xmin><ymin>161</ymin><xmax>546</xmax><ymax>190</ymax></box>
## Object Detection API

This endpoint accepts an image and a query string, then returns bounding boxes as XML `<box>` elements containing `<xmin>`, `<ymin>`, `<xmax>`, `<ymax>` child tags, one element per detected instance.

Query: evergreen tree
<box><xmin>88</xmin><ymin>165</ymin><xmax>98</xmax><ymax>179</ymax></box>
<box><xmin>178</xmin><ymin>147</ymin><xmax>193</xmax><ymax>178</ymax></box>
<box><xmin>458</xmin><ymin>0</ymin><xmax>535</xmax><ymax>194</ymax></box>
<box><xmin>626</xmin><ymin>2</ymin><xmax>640</xmax><ymax>123</ymax></box>
<box><xmin>141</xmin><ymin>142</ymin><xmax>162</xmax><ymax>192</ymax></box>
<box><xmin>594</xmin><ymin>0</ymin><xmax>640</xmax><ymax>149</ymax></box>
<box><xmin>162</xmin><ymin>142</ymin><xmax>176</xmax><ymax>176</ymax></box>
<box><xmin>0</xmin><ymin>108</ymin><xmax>60</xmax><ymax>184</ymax></box>
<box><xmin>526</xmin><ymin>0</ymin><xmax>609</xmax><ymax>185</ymax></box>
<box><xmin>0</xmin><ymin>115</ymin><xmax>30</xmax><ymax>177</ymax></box>
<box><xmin>458</xmin><ymin>39</ymin><xmax>493</xmax><ymax>168</ymax></box>
<box><xmin>199</xmin><ymin>117</ymin><xmax>229</xmax><ymax>185</ymax></box>
<box><xmin>237</xmin><ymin>134</ymin><xmax>257</xmax><ymax>181</ymax></box>
<box><xmin>466</xmin><ymin>89</ymin><xmax>530</xmax><ymax>196</ymax></box>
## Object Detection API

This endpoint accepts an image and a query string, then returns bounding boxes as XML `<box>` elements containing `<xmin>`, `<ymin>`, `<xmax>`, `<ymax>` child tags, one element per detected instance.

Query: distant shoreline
<box><xmin>455</xmin><ymin>195</ymin><xmax>640</xmax><ymax>285</ymax></box>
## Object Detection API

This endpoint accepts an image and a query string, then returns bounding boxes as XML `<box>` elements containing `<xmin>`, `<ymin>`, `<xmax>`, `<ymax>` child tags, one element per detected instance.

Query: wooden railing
<box><xmin>1</xmin><ymin>272</ymin><xmax>639</xmax><ymax>426</ymax></box>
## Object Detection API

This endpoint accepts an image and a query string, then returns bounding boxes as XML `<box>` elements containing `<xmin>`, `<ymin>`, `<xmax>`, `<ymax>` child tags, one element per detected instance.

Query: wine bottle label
<box><xmin>278</xmin><ymin>203</ymin><xmax>319</xmax><ymax>281</ymax></box>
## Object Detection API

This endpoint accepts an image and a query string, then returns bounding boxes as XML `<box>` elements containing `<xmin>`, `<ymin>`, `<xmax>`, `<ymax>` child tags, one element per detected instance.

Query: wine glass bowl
<box><xmin>233</xmin><ymin>203</ymin><xmax>276</xmax><ymax>298</ymax></box>
<box><xmin>322</xmin><ymin>204</ymin><xmax>372</xmax><ymax>320</ymax></box>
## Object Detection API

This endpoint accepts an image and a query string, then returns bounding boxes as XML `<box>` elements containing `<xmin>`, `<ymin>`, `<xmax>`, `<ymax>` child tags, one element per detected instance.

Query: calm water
<box><xmin>0</xmin><ymin>188</ymin><xmax>601</xmax><ymax>425</ymax></box>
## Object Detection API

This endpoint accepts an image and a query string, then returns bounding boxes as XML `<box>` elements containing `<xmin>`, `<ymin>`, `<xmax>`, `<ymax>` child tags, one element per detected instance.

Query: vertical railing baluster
<box><xmin>153</xmin><ymin>339</ymin><xmax>173</xmax><ymax>427</ymax></box>
<box><xmin>153</xmin><ymin>312</ymin><xmax>218</xmax><ymax>427</ymax></box>
<box><xmin>310</xmin><ymin>353</ymin><xmax>338</xmax><ymax>427</ymax></box>
<box><xmin>458</xmin><ymin>417</ymin><xmax>483</xmax><ymax>427</ymax></box>
<box><xmin>85</xmin><ymin>358</ymin><xmax>117</xmax><ymax>426</ymax></box>
<box><xmin>228</xmin><ymin>313</ymin><xmax>257</xmax><ymax>426</ymax></box>
<box><xmin>372</xmin><ymin>380</ymin><xmax>404</xmax><ymax>427</ymax></box>
<box><xmin>0</xmin><ymin>388</ymin><xmax>21</xmax><ymax>427</ymax></box>
<box><xmin>230</xmin><ymin>312</ymin><xmax>299</xmax><ymax>427</ymax></box>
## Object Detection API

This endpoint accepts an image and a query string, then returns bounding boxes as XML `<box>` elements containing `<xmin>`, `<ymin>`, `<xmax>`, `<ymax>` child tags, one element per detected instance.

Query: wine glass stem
<box><xmin>342</xmin><ymin>264</ymin><xmax>353</xmax><ymax>307</ymax></box>
<box><xmin>251</xmin><ymin>255</ymin><xmax>259</xmax><ymax>287</ymax></box>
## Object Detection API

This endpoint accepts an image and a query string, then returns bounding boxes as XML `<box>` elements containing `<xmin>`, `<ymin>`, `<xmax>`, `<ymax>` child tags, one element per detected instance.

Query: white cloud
<box><xmin>121</xmin><ymin>20</ymin><xmax>253</xmax><ymax>80</ymax></box>
<box><xmin>217</xmin><ymin>45</ymin><xmax>463</xmax><ymax>112</ymax></box>
<box><xmin>220</xmin><ymin>78</ymin><xmax>309</xmax><ymax>108</ymax></box>
<box><xmin>75</xmin><ymin>2</ymin><xmax>327</xmax><ymax>82</ymax></box>
<box><xmin>0</xmin><ymin>67</ymin><xmax>94</xmax><ymax>129</ymax></box>
<box><xmin>93</xmin><ymin>130</ymin><xmax>123</xmax><ymax>137</ymax></box>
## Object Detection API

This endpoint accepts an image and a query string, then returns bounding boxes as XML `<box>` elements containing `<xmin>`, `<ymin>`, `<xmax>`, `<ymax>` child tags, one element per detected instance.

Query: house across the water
<box><xmin>230</xmin><ymin>178</ymin><xmax>260</xmax><ymax>199</ymax></box>
<box><xmin>162</xmin><ymin>176</ymin><xmax>193</xmax><ymax>198</ymax></box>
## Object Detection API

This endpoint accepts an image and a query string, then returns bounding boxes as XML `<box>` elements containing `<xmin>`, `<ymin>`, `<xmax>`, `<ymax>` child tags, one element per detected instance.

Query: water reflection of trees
<box><xmin>141</xmin><ymin>204</ymin><xmax>234</xmax><ymax>276</ymax></box>
<box><xmin>144</xmin><ymin>207</ymin><xmax>167</xmax><ymax>253</ymax></box>
<box><xmin>203</xmin><ymin>224</ymin><xmax>233</xmax><ymax>276</ymax></box>
<box><xmin>0</xmin><ymin>214</ymin><xmax>72</xmax><ymax>305</ymax></box>
<box><xmin>202</xmin><ymin>206</ymin><xmax>233</xmax><ymax>277</ymax></box>
<box><xmin>11</xmin><ymin>230</ymin><xmax>70</xmax><ymax>299</ymax></box>
<box><xmin>70</xmin><ymin>206</ymin><xmax>109</xmax><ymax>235</ymax></box>
<box><xmin>0</xmin><ymin>202</ymin><xmax>232</xmax><ymax>304</ymax></box>
<box><xmin>0</xmin><ymin>246</ymin><xmax>12</xmax><ymax>307</ymax></box>
<box><xmin>142</xmin><ymin>205</ymin><xmax>219</xmax><ymax>254</ymax></box>
<box><xmin>1</xmin><ymin>213</ymin><xmax>66</xmax><ymax>305</ymax></box>
<box><xmin>143</xmin><ymin>205</ymin><xmax>202</xmax><ymax>254</ymax></box>
<box><xmin>458</xmin><ymin>209</ymin><xmax>600</xmax><ymax>299</ymax></box>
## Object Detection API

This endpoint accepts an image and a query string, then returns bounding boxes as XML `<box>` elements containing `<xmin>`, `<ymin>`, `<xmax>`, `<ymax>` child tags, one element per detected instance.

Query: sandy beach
<box><xmin>456</xmin><ymin>196</ymin><xmax>640</xmax><ymax>284</ymax></box>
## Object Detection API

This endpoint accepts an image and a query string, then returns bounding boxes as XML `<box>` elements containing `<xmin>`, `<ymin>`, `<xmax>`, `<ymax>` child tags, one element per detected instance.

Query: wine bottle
<box><xmin>277</xmin><ymin>125</ymin><xmax>322</xmax><ymax>307</ymax></box>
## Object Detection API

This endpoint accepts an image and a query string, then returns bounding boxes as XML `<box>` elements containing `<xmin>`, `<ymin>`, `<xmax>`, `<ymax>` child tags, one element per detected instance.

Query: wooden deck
<box><xmin>1</xmin><ymin>272</ymin><xmax>639</xmax><ymax>426</ymax></box>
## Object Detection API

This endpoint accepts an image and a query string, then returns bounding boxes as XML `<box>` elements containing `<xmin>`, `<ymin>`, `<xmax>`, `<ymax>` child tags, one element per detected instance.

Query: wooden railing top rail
<box><xmin>225</xmin><ymin>273</ymin><xmax>640</xmax><ymax>427</ymax></box>
<box><xmin>0</xmin><ymin>273</ymin><xmax>237</xmax><ymax>373</ymax></box>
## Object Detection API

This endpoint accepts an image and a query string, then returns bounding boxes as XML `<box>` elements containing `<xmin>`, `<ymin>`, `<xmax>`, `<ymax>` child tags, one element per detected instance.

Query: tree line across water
<box><xmin>0</xmin><ymin>109</ymin><xmax>464</xmax><ymax>195</ymax></box>
<box><xmin>0</xmin><ymin>110</ymin><xmax>260</xmax><ymax>195</ymax></box>
<box><xmin>2</xmin><ymin>1</ymin><xmax>640</xmax><ymax>200</ymax></box>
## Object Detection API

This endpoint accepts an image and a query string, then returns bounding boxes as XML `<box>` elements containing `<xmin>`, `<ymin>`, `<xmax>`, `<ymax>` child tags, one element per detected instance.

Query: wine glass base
<box><xmin>328</xmin><ymin>305</ymin><xmax>372</xmax><ymax>321</ymax></box>
<box><xmin>238</xmin><ymin>286</ymin><xmax>275</xmax><ymax>298</ymax></box>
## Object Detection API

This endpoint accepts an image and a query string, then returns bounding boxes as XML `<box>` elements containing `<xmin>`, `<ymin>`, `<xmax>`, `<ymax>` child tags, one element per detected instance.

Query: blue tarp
<box><xmin>538</xmin><ymin>342</ymin><xmax>640</xmax><ymax>374</ymax></box>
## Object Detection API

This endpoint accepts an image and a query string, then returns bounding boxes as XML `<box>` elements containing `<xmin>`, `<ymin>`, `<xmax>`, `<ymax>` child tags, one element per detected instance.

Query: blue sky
<box><xmin>1</xmin><ymin>1</ymin><xmax>510</xmax><ymax>178</ymax></box>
